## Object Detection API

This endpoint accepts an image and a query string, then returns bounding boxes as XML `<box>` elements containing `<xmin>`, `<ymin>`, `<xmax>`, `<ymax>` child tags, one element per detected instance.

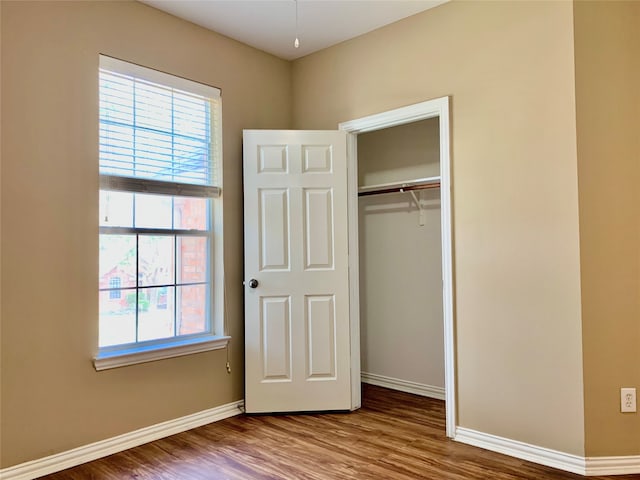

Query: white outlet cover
<box><xmin>621</xmin><ymin>387</ymin><xmax>637</xmax><ymax>413</ymax></box>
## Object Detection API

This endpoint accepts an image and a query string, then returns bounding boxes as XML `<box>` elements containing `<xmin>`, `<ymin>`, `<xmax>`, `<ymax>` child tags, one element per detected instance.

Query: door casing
<box><xmin>339</xmin><ymin>96</ymin><xmax>455</xmax><ymax>437</ymax></box>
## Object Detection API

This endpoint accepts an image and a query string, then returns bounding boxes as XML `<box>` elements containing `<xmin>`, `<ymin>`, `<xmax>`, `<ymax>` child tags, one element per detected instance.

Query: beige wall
<box><xmin>358</xmin><ymin>118</ymin><xmax>440</xmax><ymax>185</ymax></box>
<box><xmin>0</xmin><ymin>2</ymin><xmax>3</xmax><ymax>467</ymax></box>
<box><xmin>293</xmin><ymin>0</ymin><xmax>586</xmax><ymax>455</ymax></box>
<box><xmin>0</xmin><ymin>0</ymin><xmax>291</xmax><ymax>467</ymax></box>
<box><xmin>358</xmin><ymin>118</ymin><xmax>444</xmax><ymax>389</ymax></box>
<box><xmin>574</xmin><ymin>0</ymin><xmax>640</xmax><ymax>457</ymax></box>
<box><xmin>2</xmin><ymin>0</ymin><xmax>637</xmax><ymax>471</ymax></box>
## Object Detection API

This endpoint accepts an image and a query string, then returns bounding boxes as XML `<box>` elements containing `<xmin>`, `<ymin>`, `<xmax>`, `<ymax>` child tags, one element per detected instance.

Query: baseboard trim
<box><xmin>3</xmin><ymin>400</ymin><xmax>637</xmax><ymax>479</ymax></box>
<box><xmin>455</xmin><ymin>427</ymin><xmax>586</xmax><ymax>475</ymax></box>
<box><xmin>455</xmin><ymin>427</ymin><xmax>640</xmax><ymax>476</ymax></box>
<box><xmin>585</xmin><ymin>455</ymin><xmax>640</xmax><ymax>476</ymax></box>
<box><xmin>361</xmin><ymin>371</ymin><xmax>445</xmax><ymax>400</ymax></box>
<box><xmin>0</xmin><ymin>400</ymin><xmax>244</xmax><ymax>480</ymax></box>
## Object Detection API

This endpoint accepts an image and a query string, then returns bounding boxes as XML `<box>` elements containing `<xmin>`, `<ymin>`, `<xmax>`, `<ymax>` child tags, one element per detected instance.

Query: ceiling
<box><xmin>141</xmin><ymin>1</ymin><xmax>448</xmax><ymax>60</ymax></box>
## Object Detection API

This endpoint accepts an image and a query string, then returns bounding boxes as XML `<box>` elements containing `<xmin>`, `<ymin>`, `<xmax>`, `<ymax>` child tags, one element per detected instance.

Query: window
<box><xmin>95</xmin><ymin>56</ymin><xmax>227</xmax><ymax>370</ymax></box>
<box><xmin>108</xmin><ymin>277</ymin><xmax>122</xmax><ymax>299</ymax></box>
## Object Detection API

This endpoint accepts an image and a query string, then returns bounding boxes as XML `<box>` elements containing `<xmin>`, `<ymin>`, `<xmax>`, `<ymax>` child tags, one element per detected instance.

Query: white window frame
<box><xmin>94</xmin><ymin>56</ymin><xmax>228</xmax><ymax>371</ymax></box>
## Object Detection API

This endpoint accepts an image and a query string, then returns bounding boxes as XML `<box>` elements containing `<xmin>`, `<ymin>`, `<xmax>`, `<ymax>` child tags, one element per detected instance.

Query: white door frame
<box><xmin>339</xmin><ymin>96</ymin><xmax>456</xmax><ymax>438</ymax></box>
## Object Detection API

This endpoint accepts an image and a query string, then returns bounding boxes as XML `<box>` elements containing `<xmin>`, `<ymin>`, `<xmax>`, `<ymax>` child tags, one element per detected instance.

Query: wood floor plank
<box><xmin>38</xmin><ymin>385</ymin><xmax>637</xmax><ymax>479</ymax></box>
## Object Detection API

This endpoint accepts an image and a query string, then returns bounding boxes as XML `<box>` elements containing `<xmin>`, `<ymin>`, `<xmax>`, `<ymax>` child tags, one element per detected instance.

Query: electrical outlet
<box><xmin>621</xmin><ymin>388</ymin><xmax>636</xmax><ymax>413</ymax></box>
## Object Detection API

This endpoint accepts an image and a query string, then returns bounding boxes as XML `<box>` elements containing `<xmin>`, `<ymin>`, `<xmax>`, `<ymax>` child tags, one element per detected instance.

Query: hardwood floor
<box><xmin>40</xmin><ymin>385</ymin><xmax>636</xmax><ymax>479</ymax></box>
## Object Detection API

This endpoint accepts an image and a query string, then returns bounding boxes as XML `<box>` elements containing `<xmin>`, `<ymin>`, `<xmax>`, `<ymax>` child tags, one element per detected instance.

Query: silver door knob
<box><xmin>248</xmin><ymin>279</ymin><xmax>259</xmax><ymax>289</ymax></box>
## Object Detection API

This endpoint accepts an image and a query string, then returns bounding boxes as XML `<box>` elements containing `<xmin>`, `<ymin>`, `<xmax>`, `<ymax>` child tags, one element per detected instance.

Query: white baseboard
<box><xmin>454</xmin><ymin>427</ymin><xmax>586</xmax><ymax>475</ymax></box>
<box><xmin>585</xmin><ymin>455</ymin><xmax>640</xmax><ymax>476</ymax></box>
<box><xmin>0</xmin><ymin>400</ymin><xmax>244</xmax><ymax>480</ymax></box>
<box><xmin>2</xmin><ymin>400</ymin><xmax>638</xmax><ymax>479</ymax></box>
<box><xmin>455</xmin><ymin>427</ymin><xmax>640</xmax><ymax>476</ymax></box>
<box><xmin>361</xmin><ymin>371</ymin><xmax>445</xmax><ymax>400</ymax></box>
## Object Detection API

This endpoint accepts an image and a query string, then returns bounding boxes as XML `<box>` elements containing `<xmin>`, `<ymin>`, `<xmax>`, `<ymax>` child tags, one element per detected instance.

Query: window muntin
<box><xmin>98</xmin><ymin>56</ymin><xmax>222</xmax><ymax>356</ymax></box>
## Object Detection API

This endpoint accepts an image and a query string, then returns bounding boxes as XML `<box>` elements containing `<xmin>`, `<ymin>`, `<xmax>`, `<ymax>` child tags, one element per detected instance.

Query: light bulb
<box><xmin>294</xmin><ymin>0</ymin><xmax>300</xmax><ymax>49</ymax></box>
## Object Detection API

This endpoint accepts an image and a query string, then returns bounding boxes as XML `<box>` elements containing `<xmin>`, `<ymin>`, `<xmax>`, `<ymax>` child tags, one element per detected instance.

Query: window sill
<box><xmin>93</xmin><ymin>335</ymin><xmax>231</xmax><ymax>371</ymax></box>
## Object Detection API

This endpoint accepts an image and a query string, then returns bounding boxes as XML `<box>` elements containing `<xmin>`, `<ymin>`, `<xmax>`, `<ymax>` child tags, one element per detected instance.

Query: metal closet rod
<box><xmin>357</xmin><ymin>176</ymin><xmax>441</xmax><ymax>197</ymax></box>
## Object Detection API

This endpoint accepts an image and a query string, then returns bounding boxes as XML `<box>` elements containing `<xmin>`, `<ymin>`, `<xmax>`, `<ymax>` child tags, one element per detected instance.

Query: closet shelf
<box><xmin>358</xmin><ymin>176</ymin><xmax>441</xmax><ymax>197</ymax></box>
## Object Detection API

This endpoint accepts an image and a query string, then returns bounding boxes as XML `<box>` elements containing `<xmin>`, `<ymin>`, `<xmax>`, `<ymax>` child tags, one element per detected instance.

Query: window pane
<box><xmin>109</xmin><ymin>277</ymin><xmax>122</xmax><ymax>298</ymax></box>
<box><xmin>138</xmin><ymin>235</ymin><xmax>175</xmax><ymax>286</ymax></box>
<box><xmin>177</xmin><ymin>284</ymin><xmax>207</xmax><ymax>335</ymax></box>
<box><xmin>135</xmin><ymin>193</ymin><xmax>172</xmax><ymax>229</ymax></box>
<box><xmin>137</xmin><ymin>287</ymin><xmax>175</xmax><ymax>342</ymax></box>
<box><xmin>99</xmin><ymin>123</ymin><xmax>135</xmax><ymax>177</ymax></box>
<box><xmin>173</xmin><ymin>92</ymin><xmax>208</xmax><ymax>138</ymax></box>
<box><xmin>99</xmin><ymin>235</ymin><xmax>136</xmax><ymax>289</ymax></box>
<box><xmin>135</xmin><ymin>82</ymin><xmax>172</xmax><ymax>132</ymax></box>
<box><xmin>174</xmin><ymin>197</ymin><xmax>208</xmax><ymax>230</ymax></box>
<box><xmin>100</xmin><ymin>72</ymin><xmax>133</xmax><ymax>124</ymax></box>
<box><xmin>172</xmin><ymin>136</ymin><xmax>210</xmax><ymax>184</ymax></box>
<box><xmin>99</xmin><ymin>288</ymin><xmax>136</xmax><ymax>347</ymax></box>
<box><xmin>178</xmin><ymin>236</ymin><xmax>208</xmax><ymax>283</ymax></box>
<box><xmin>134</xmin><ymin>129</ymin><xmax>173</xmax><ymax>180</ymax></box>
<box><xmin>100</xmin><ymin>191</ymin><xmax>133</xmax><ymax>227</ymax></box>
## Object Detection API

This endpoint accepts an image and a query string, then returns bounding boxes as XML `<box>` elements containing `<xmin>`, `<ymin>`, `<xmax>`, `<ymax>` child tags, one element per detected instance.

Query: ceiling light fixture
<box><xmin>294</xmin><ymin>0</ymin><xmax>300</xmax><ymax>48</ymax></box>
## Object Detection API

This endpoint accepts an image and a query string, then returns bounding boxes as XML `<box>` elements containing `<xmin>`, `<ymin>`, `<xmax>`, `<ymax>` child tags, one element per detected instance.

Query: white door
<box><xmin>243</xmin><ymin>130</ymin><xmax>352</xmax><ymax>413</ymax></box>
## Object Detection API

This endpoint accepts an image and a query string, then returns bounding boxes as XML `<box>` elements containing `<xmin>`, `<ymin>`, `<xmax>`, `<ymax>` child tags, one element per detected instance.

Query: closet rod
<box><xmin>358</xmin><ymin>177</ymin><xmax>441</xmax><ymax>197</ymax></box>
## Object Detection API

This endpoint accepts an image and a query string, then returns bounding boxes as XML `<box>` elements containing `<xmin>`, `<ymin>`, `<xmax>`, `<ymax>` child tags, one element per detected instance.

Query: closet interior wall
<box><xmin>358</xmin><ymin>117</ymin><xmax>445</xmax><ymax>396</ymax></box>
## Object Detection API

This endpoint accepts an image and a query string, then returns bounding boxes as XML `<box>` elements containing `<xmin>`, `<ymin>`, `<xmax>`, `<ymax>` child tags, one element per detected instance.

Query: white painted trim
<box><xmin>455</xmin><ymin>427</ymin><xmax>586</xmax><ymax>475</ymax></box>
<box><xmin>455</xmin><ymin>427</ymin><xmax>640</xmax><ymax>476</ymax></box>
<box><xmin>346</xmin><ymin>132</ymin><xmax>362</xmax><ymax>411</ymax></box>
<box><xmin>0</xmin><ymin>400</ymin><xmax>243</xmax><ymax>480</ymax></box>
<box><xmin>339</xmin><ymin>96</ymin><xmax>456</xmax><ymax>438</ymax></box>
<box><xmin>437</xmin><ymin>97</ymin><xmax>456</xmax><ymax>439</ymax></box>
<box><xmin>361</xmin><ymin>372</ymin><xmax>445</xmax><ymax>400</ymax></box>
<box><xmin>339</xmin><ymin>99</ymin><xmax>442</xmax><ymax>133</ymax></box>
<box><xmin>585</xmin><ymin>456</ymin><xmax>640</xmax><ymax>476</ymax></box>
<box><xmin>100</xmin><ymin>55</ymin><xmax>221</xmax><ymax>99</ymax></box>
<box><xmin>94</xmin><ymin>335</ymin><xmax>231</xmax><ymax>371</ymax></box>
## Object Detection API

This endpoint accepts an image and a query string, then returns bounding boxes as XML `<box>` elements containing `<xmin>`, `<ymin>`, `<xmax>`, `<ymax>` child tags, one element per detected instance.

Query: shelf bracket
<box><xmin>404</xmin><ymin>188</ymin><xmax>425</xmax><ymax>226</ymax></box>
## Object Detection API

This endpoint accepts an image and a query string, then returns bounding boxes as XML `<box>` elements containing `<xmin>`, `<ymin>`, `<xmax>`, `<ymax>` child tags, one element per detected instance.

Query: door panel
<box><xmin>261</xmin><ymin>296</ymin><xmax>291</xmax><ymax>381</ymax></box>
<box><xmin>259</xmin><ymin>188</ymin><xmax>290</xmax><ymax>271</ymax></box>
<box><xmin>303</xmin><ymin>188</ymin><xmax>334</xmax><ymax>270</ymax></box>
<box><xmin>306</xmin><ymin>294</ymin><xmax>336</xmax><ymax>379</ymax></box>
<box><xmin>244</xmin><ymin>130</ymin><xmax>351</xmax><ymax>413</ymax></box>
<box><xmin>258</xmin><ymin>145</ymin><xmax>289</xmax><ymax>173</ymax></box>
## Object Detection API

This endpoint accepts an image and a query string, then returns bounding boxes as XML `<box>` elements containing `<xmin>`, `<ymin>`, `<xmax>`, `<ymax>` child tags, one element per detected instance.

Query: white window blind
<box><xmin>99</xmin><ymin>56</ymin><xmax>221</xmax><ymax>194</ymax></box>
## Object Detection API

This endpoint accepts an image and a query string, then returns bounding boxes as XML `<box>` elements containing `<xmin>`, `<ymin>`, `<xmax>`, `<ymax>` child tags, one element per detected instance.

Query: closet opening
<box><xmin>340</xmin><ymin>97</ymin><xmax>454</xmax><ymax>437</ymax></box>
<box><xmin>357</xmin><ymin>117</ymin><xmax>445</xmax><ymax>405</ymax></box>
